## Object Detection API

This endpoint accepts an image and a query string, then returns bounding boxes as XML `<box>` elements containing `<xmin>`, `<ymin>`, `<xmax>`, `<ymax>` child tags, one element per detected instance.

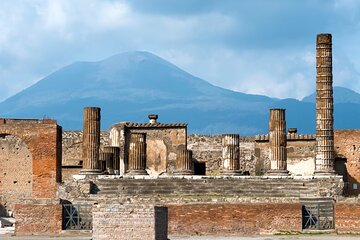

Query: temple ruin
<box><xmin>1</xmin><ymin>33</ymin><xmax>360</xmax><ymax>239</ymax></box>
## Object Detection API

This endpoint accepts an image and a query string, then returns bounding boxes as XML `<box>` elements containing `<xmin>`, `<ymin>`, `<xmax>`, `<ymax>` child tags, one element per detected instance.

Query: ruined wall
<box><xmin>14</xmin><ymin>203</ymin><xmax>62</xmax><ymax>235</ymax></box>
<box><xmin>92</xmin><ymin>204</ymin><xmax>168</xmax><ymax>240</ymax></box>
<box><xmin>62</xmin><ymin>131</ymin><xmax>110</xmax><ymax>166</ymax></box>
<box><xmin>335</xmin><ymin>200</ymin><xmax>360</xmax><ymax>233</ymax></box>
<box><xmin>168</xmin><ymin>203</ymin><xmax>302</xmax><ymax>235</ymax></box>
<box><xmin>187</xmin><ymin>135</ymin><xmax>256</xmax><ymax>175</ymax></box>
<box><xmin>0</xmin><ymin>119</ymin><xmax>61</xmax><ymax>199</ymax></box>
<box><xmin>334</xmin><ymin>130</ymin><xmax>360</xmax><ymax>196</ymax></box>
<box><xmin>109</xmin><ymin>123</ymin><xmax>187</xmax><ymax>176</ymax></box>
<box><xmin>0</xmin><ymin>135</ymin><xmax>32</xmax><ymax>215</ymax></box>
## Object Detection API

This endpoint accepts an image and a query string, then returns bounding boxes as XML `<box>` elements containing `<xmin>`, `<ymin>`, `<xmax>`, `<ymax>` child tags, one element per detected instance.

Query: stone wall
<box><xmin>62</xmin><ymin>131</ymin><xmax>110</xmax><ymax>166</ymax></box>
<box><xmin>14</xmin><ymin>203</ymin><xmax>62</xmax><ymax>235</ymax></box>
<box><xmin>92</xmin><ymin>204</ymin><xmax>168</xmax><ymax>240</ymax></box>
<box><xmin>168</xmin><ymin>203</ymin><xmax>302</xmax><ymax>235</ymax></box>
<box><xmin>188</xmin><ymin>135</ymin><xmax>256</xmax><ymax>175</ymax></box>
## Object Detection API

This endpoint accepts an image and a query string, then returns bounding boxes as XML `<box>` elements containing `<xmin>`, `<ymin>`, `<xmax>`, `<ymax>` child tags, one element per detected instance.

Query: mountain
<box><xmin>0</xmin><ymin>51</ymin><xmax>359</xmax><ymax>134</ymax></box>
<box><xmin>302</xmin><ymin>86</ymin><xmax>360</xmax><ymax>104</ymax></box>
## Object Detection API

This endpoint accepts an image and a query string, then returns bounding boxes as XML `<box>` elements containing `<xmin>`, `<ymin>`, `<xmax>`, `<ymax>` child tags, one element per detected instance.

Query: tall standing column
<box><xmin>267</xmin><ymin>108</ymin><xmax>288</xmax><ymax>175</ymax></box>
<box><xmin>104</xmin><ymin>146</ymin><xmax>120</xmax><ymax>174</ymax></box>
<box><xmin>315</xmin><ymin>33</ymin><xmax>335</xmax><ymax>175</ymax></box>
<box><xmin>175</xmin><ymin>146</ymin><xmax>194</xmax><ymax>175</ymax></box>
<box><xmin>80</xmin><ymin>107</ymin><xmax>102</xmax><ymax>174</ymax></box>
<box><xmin>127</xmin><ymin>133</ymin><xmax>148</xmax><ymax>175</ymax></box>
<box><xmin>221</xmin><ymin>134</ymin><xmax>241</xmax><ymax>175</ymax></box>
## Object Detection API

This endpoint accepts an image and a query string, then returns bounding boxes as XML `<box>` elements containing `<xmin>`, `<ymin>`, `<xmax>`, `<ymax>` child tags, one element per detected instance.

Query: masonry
<box><xmin>3</xmin><ymin>33</ymin><xmax>360</xmax><ymax>239</ymax></box>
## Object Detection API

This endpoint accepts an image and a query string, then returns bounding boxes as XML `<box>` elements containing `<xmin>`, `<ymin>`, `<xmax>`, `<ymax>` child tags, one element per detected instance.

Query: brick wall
<box><xmin>335</xmin><ymin>201</ymin><xmax>360</xmax><ymax>233</ymax></box>
<box><xmin>14</xmin><ymin>203</ymin><xmax>62</xmax><ymax>235</ymax></box>
<box><xmin>334</xmin><ymin>130</ymin><xmax>360</xmax><ymax>195</ymax></box>
<box><xmin>92</xmin><ymin>204</ymin><xmax>168</xmax><ymax>240</ymax></box>
<box><xmin>0</xmin><ymin>119</ymin><xmax>61</xmax><ymax>199</ymax></box>
<box><xmin>168</xmin><ymin>203</ymin><xmax>302</xmax><ymax>235</ymax></box>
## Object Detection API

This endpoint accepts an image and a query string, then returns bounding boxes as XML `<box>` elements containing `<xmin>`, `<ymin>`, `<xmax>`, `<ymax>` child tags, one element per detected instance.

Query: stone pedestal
<box><xmin>175</xmin><ymin>146</ymin><xmax>194</xmax><ymax>175</ymax></box>
<box><xmin>80</xmin><ymin>107</ymin><xmax>102</xmax><ymax>175</ymax></box>
<box><xmin>267</xmin><ymin>109</ymin><xmax>288</xmax><ymax>176</ymax></box>
<box><xmin>127</xmin><ymin>133</ymin><xmax>148</xmax><ymax>175</ymax></box>
<box><xmin>103</xmin><ymin>146</ymin><xmax>120</xmax><ymax>173</ymax></box>
<box><xmin>221</xmin><ymin>134</ymin><xmax>241</xmax><ymax>175</ymax></box>
<box><xmin>315</xmin><ymin>33</ymin><xmax>335</xmax><ymax>175</ymax></box>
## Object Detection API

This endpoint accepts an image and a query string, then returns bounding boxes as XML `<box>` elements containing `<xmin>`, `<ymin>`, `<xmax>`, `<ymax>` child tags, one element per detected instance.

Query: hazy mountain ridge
<box><xmin>0</xmin><ymin>51</ymin><xmax>359</xmax><ymax>134</ymax></box>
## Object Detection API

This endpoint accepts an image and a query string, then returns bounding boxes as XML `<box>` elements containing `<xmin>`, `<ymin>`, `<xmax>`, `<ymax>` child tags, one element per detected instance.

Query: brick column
<box><xmin>267</xmin><ymin>108</ymin><xmax>288</xmax><ymax>175</ymax></box>
<box><xmin>127</xmin><ymin>133</ymin><xmax>148</xmax><ymax>175</ymax></box>
<box><xmin>221</xmin><ymin>134</ymin><xmax>241</xmax><ymax>175</ymax></box>
<box><xmin>80</xmin><ymin>107</ymin><xmax>101</xmax><ymax>174</ymax></box>
<box><xmin>175</xmin><ymin>146</ymin><xmax>194</xmax><ymax>175</ymax></box>
<box><xmin>315</xmin><ymin>33</ymin><xmax>335</xmax><ymax>175</ymax></box>
<box><xmin>104</xmin><ymin>146</ymin><xmax>120</xmax><ymax>174</ymax></box>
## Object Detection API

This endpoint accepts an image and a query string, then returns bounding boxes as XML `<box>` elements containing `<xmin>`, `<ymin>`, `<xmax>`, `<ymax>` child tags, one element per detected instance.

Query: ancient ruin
<box><xmin>1</xmin><ymin>33</ymin><xmax>360</xmax><ymax>239</ymax></box>
<box><xmin>315</xmin><ymin>33</ymin><xmax>336</xmax><ymax>175</ymax></box>
<box><xmin>267</xmin><ymin>108</ymin><xmax>288</xmax><ymax>175</ymax></box>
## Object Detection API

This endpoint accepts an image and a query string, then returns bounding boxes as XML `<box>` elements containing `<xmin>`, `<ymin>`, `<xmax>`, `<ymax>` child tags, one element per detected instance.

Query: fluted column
<box><xmin>127</xmin><ymin>133</ymin><xmax>148</xmax><ymax>175</ymax></box>
<box><xmin>221</xmin><ymin>134</ymin><xmax>241</xmax><ymax>175</ymax></box>
<box><xmin>175</xmin><ymin>146</ymin><xmax>194</xmax><ymax>175</ymax></box>
<box><xmin>267</xmin><ymin>109</ymin><xmax>288</xmax><ymax>175</ymax></box>
<box><xmin>104</xmin><ymin>146</ymin><xmax>120</xmax><ymax>174</ymax></box>
<box><xmin>80</xmin><ymin>107</ymin><xmax>101</xmax><ymax>174</ymax></box>
<box><xmin>315</xmin><ymin>33</ymin><xmax>335</xmax><ymax>175</ymax></box>
<box><xmin>99</xmin><ymin>152</ymin><xmax>108</xmax><ymax>173</ymax></box>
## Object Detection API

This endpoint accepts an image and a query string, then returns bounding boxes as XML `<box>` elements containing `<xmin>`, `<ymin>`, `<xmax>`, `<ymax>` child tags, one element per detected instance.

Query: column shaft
<box><xmin>268</xmin><ymin>108</ymin><xmax>288</xmax><ymax>175</ymax></box>
<box><xmin>81</xmin><ymin>107</ymin><xmax>101</xmax><ymax>174</ymax></box>
<box><xmin>104</xmin><ymin>146</ymin><xmax>120</xmax><ymax>174</ymax></box>
<box><xmin>175</xmin><ymin>146</ymin><xmax>194</xmax><ymax>175</ymax></box>
<box><xmin>221</xmin><ymin>134</ymin><xmax>241</xmax><ymax>175</ymax></box>
<box><xmin>127</xmin><ymin>133</ymin><xmax>148</xmax><ymax>175</ymax></box>
<box><xmin>315</xmin><ymin>33</ymin><xmax>335</xmax><ymax>175</ymax></box>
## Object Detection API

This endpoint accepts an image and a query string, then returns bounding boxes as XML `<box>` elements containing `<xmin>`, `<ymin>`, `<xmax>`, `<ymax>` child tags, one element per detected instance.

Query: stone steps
<box><xmin>93</xmin><ymin>177</ymin><xmax>332</xmax><ymax>198</ymax></box>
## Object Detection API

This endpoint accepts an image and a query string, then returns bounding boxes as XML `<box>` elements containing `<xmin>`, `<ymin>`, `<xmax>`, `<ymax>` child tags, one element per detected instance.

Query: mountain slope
<box><xmin>1</xmin><ymin>51</ymin><xmax>359</xmax><ymax>134</ymax></box>
<box><xmin>0</xmin><ymin>51</ymin><xmax>276</xmax><ymax>134</ymax></box>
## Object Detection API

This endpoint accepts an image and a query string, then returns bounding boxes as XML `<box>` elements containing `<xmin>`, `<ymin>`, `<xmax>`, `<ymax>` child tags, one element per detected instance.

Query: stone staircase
<box><xmin>93</xmin><ymin>176</ymin><xmax>343</xmax><ymax>198</ymax></box>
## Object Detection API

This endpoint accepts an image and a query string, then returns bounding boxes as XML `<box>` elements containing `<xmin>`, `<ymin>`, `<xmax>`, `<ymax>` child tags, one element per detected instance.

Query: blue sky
<box><xmin>0</xmin><ymin>0</ymin><xmax>360</xmax><ymax>101</ymax></box>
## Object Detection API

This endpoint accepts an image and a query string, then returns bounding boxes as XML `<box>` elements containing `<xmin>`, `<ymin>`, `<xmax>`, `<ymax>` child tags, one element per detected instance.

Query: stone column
<box><xmin>175</xmin><ymin>146</ymin><xmax>194</xmax><ymax>175</ymax></box>
<box><xmin>315</xmin><ymin>33</ymin><xmax>335</xmax><ymax>175</ymax></box>
<box><xmin>127</xmin><ymin>133</ymin><xmax>148</xmax><ymax>175</ymax></box>
<box><xmin>104</xmin><ymin>146</ymin><xmax>120</xmax><ymax>174</ymax></box>
<box><xmin>80</xmin><ymin>107</ymin><xmax>102</xmax><ymax>174</ymax></box>
<box><xmin>221</xmin><ymin>134</ymin><xmax>241</xmax><ymax>175</ymax></box>
<box><xmin>99</xmin><ymin>152</ymin><xmax>109</xmax><ymax>173</ymax></box>
<box><xmin>267</xmin><ymin>108</ymin><xmax>288</xmax><ymax>175</ymax></box>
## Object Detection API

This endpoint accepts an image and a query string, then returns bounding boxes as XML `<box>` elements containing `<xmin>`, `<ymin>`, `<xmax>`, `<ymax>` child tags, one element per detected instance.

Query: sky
<box><xmin>0</xmin><ymin>0</ymin><xmax>360</xmax><ymax>102</ymax></box>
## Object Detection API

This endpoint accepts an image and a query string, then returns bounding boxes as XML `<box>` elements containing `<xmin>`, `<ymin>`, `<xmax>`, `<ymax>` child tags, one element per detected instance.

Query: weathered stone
<box><xmin>221</xmin><ymin>134</ymin><xmax>241</xmax><ymax>175</ymax></box>
<box><xmin>103</xmin><ymin>146</ymin><xmax>120</xmax><ymax>173</ymax></box>
<box><xmin>267</xmin><ymin>109</ymin><xmax>288</xmax><ymax>176</ymax></box>
<box><xmin>128</xmin><ymin>133</ymin><xmax>148</xmax><ymax>175</ymax></box>
<box><xmin>81</xmin><ymin>107</ymin><xmax>102</xmax><ymax>174</ymax></box>
<box><xmin>315</xmin><ymin>33</ymin><xmax>335</xmax><ymax>175</ymax></box>
<box><xmin>175</xmin><ymin>146</ymin><xmax>194</xmax><ymax>175</ymax></box>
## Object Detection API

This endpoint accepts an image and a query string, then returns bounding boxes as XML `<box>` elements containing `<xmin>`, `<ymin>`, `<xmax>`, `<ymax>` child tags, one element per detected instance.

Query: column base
<box><xmin>174</xmin><ymin>170</ymin><xmax>194</xmax><ymax>175</ymax></box>
<box><xmin>266</xmin><ymin>169</ymin><xmax>289</xmax><ymax>176</ymax></box>
<box><xmin>79</xmin><ymin>168</ymin><xmax>103</xmax><ymax>175</ymax></box>
<box><xmin>314</xmin><ymin>169</ymin><xmax>336</xmax><ymax>176</ymax></box>
<box><xmin>127</xmin><ymin>169</ymin><xmax>149</xmax><ymax>175</ymax></box>
<box><xmin>220</xmin><ymin>170</ymin><xmax>242</xmax><ymax>176</ymax></box>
